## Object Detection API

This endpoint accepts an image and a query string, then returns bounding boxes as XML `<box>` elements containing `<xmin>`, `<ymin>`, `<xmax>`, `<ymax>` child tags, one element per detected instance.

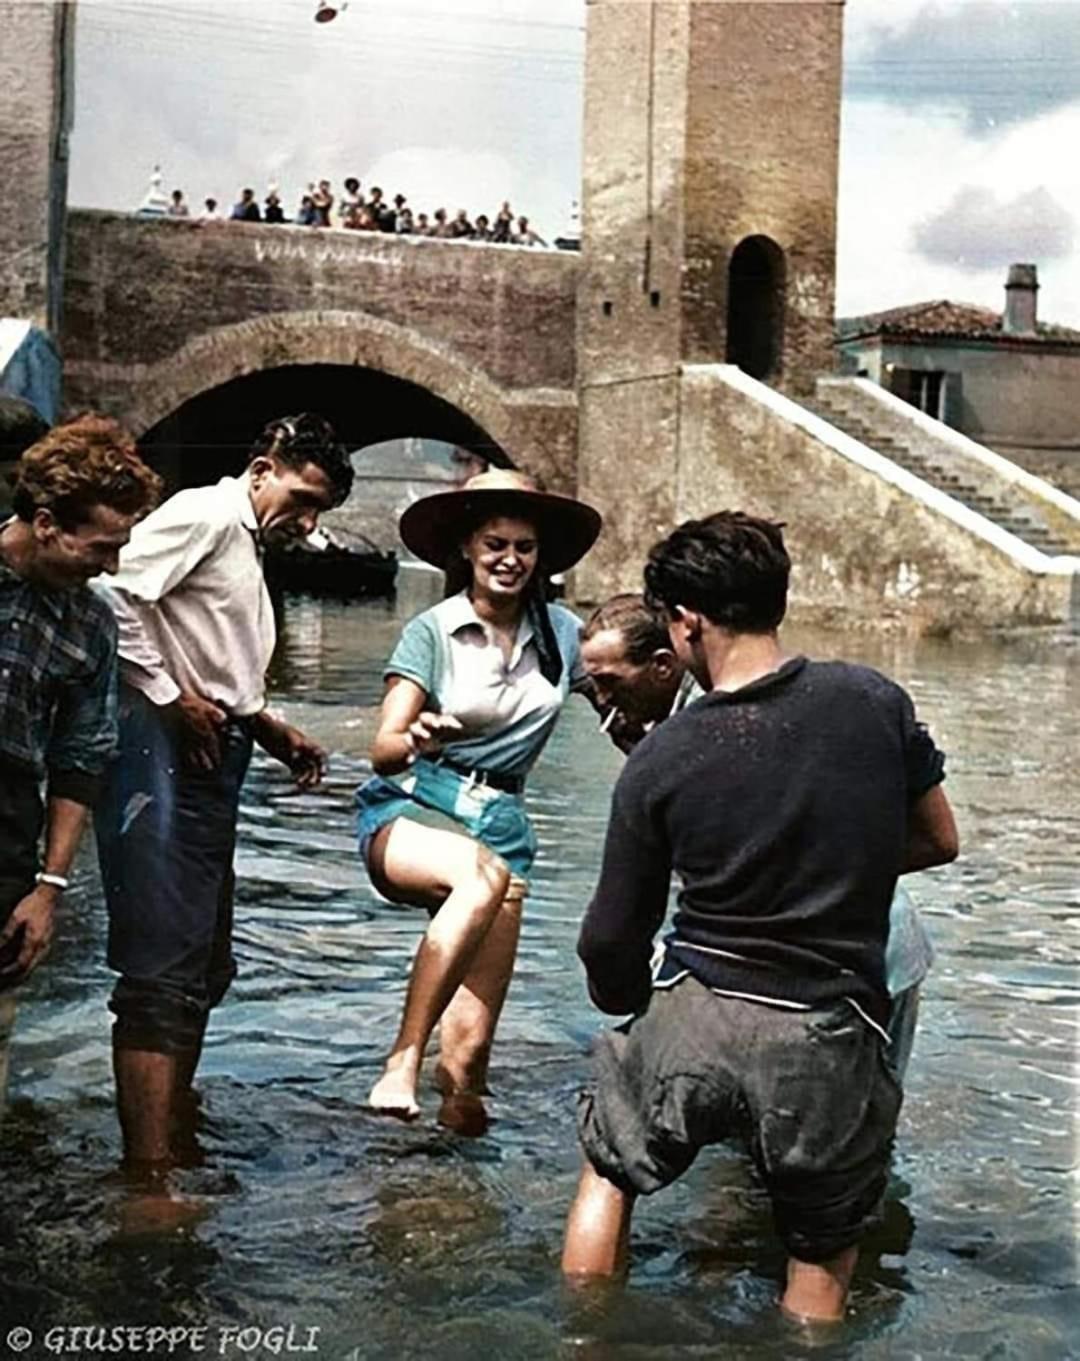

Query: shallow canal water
<box><xmin>2</xmin><ymin>572</ymin><xmax>1077</xmax><ymax>1360</ymax></box>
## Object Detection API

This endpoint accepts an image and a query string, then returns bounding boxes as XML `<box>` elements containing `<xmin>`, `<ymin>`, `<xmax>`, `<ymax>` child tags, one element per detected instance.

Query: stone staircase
<box><xmin>811</xmin><ymin>385</ymin><xmax>1080</xmax><ymax>558</ymax></box>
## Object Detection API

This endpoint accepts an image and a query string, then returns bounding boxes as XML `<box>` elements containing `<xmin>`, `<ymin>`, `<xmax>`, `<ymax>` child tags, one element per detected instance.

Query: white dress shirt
<box><xmin>99</xmin><ymin>474</ymin><xmax>275</xmax><ymax>716</ymax></box>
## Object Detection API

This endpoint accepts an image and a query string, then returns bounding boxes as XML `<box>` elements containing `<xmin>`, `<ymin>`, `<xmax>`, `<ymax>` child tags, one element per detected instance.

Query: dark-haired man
<box><xmin>563</xmin><ymin>513</ymin><xmax>958</xmax><ymax>1323</ymax></box>
<box><xmin>0</xmin><ymin>414</ymin><xmax>161</xmax><ymax>1112</ymax></box>
<box><xmin>95</xmin><ymin>414</ymin><xmax>354</xmax><ymax>1169</ymax></box>
<box><xmin>579</xmin><ymin>593</ymin><xmax>934</xmax><ymax>1080</ymax></box>
<box><xmin>230</xmin><ymin>188</ymin><xmax>261</xmax><ymax>223</ymax></box>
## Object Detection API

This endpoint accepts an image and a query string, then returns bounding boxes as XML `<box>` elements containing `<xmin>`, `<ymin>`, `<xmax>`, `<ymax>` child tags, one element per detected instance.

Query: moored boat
<box><xmin>265</xmin><ymin>528</ymin><xmax>398</xmax><ymax>598</ymax></box>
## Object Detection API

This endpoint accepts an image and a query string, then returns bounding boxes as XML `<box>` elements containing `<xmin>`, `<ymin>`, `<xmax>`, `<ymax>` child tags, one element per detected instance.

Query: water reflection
<box><xmin>1</xmin><ymin>581</ymin><xmax>1077</xmax><ymax>1359</ymax></box>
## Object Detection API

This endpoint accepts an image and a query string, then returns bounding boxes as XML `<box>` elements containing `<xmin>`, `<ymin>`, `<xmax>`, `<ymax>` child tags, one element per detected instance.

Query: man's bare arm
<box><xmin>902</xmin><ymin>785</ymin><xmax>959</xmax><ymax>873</ymax></box>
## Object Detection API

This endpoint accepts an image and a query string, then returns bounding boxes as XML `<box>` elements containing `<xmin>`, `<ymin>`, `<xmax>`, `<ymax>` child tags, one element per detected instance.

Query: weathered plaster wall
<box><xmin>576</xmin><ymin>0</ymin><xmax>691</xmax><ymax>387</ymax></box>
<box><xmin>670</xmin><ymin>367</ymin><xmax>1074</xmax><ymax>632</ymax></box>
<box><xmin>0</xmin><ymin>1</ymin><xmax>73</xmax><ymax>334</ymax></box>
<box><xmin>62</xmin><ymin>213</ymin><xmax>578</xmax><ymax>389</ymax></box>
<box><xmin>575</xmin><ymin>0</ymin><xmax>691</xmax><ymax>600</ymax></box>
<box><xmin>576</xmin><ymin>372</ymin><xmax>683</xmax><ymax>599</ymax></box>
<box><xmin>993</xmin><ymin>445</ymin><xmax>1080</xmax><ymax>501</ymax></box>
<box><xmin>840</xmin><ymin>335</ymin><xmax>1080</xmax><ymax>453</ymax></box>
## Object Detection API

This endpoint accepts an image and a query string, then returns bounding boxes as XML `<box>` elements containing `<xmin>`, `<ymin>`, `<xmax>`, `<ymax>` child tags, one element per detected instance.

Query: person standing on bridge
<box><xmin>355</xmin><ymin>470</ymin><xmax>601</xmax><ymax>1129</ymax></box>
<box><xmin>513</xmin><ymin>216</ymin><xmax>547</xmax><ymax>248</ymax></box>
<box><xmin>0</xmin><ymin>414</ymin><xmax>159</xmax><ymax>1116</ymax></box>
<box><xmin>94</xmin><ymin>414</ymin><xmax>354</xmax><ymax>1174</ymax></box>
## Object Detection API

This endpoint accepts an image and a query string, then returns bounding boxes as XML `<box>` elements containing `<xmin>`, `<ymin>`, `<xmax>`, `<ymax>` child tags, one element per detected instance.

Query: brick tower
<box><xmin>0</xmin><ymin>1</ymin><xmax>75</xmax><ymax>334</ymax></box>
<box><xmin>575</xmin><ymin>0</ymin><xmax>845</xmax><ymax>598</ymax></box>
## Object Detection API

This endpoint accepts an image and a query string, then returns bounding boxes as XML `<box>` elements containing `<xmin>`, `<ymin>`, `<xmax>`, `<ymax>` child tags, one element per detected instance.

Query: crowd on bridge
<box><xmin>160</xmin><ymin>176</ymin><xmax>549</xmax><ymax>247</ymax></box>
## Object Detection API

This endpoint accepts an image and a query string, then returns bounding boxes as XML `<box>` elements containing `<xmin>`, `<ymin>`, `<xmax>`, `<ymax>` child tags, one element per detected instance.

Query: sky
<box><xmin>66</xmin><ymin>0</ymin><xmax>1080</xmax><ymax>326</ymax></box>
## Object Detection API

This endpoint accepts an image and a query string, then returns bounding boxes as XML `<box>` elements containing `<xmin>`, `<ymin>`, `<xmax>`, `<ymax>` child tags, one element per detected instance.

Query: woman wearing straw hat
<box><xmin>356</xmin><ymin>469</ymin><xmax>601</xmax><ymax>1123</ymax></box>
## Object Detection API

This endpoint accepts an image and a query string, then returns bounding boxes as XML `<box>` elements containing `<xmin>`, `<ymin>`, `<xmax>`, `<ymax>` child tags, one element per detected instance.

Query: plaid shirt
<box><xmin>0</xmin><ymin>548</ymin><xmax>118</xmax><ymax>806</ymax></box>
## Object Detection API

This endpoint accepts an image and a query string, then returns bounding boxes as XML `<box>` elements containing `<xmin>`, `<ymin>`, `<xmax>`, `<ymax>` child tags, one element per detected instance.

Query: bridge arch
<box><xmin>117</xmin><ymin>310</ymin><xmax>574</xmax><ymax>488</ymax></box>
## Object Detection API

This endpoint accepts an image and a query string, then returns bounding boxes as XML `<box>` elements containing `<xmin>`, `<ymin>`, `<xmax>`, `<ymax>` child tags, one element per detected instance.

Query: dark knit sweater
<box><xmin>577</xmin><ymin>657</ymin><xmax>946</xmax><ymax>1026</ymax></box>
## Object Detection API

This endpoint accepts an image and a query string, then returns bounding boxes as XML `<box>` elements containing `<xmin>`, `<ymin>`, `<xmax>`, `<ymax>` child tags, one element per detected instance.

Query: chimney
<box><xmin>1003</xmin><ymin>263</ymin><xmax>1038</xmax><ymax>334</ymax></box>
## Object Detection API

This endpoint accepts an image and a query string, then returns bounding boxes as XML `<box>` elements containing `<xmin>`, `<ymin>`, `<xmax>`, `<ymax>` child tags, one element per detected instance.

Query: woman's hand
<box><xmin>404</xmin><ymin>713</ymin><xmax>464</xmax><ymax>763</ymax></box>
<box><xmin>371</xmin><ymin>678</ymin><xmax>462</xmax><ymax>776</ymax></box>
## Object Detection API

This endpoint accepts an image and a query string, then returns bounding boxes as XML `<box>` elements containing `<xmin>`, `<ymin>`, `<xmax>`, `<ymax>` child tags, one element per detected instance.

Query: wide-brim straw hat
<box><xmin>399</xmin><ymin>469</ymin><xmax>602</xmax><ymax>576</ymax></box>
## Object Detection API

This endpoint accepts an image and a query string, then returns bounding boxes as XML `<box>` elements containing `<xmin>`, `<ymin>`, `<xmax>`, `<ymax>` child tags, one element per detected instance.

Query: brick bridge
<box><xmin>61</xmin><ymin>210</ymin><xmax>582</xmax><ymax>491</ymax></box>
<box><xmin>20</xmin><ymin>0</ymin><xmax>1076</xmax><ymax>629</ymax></box>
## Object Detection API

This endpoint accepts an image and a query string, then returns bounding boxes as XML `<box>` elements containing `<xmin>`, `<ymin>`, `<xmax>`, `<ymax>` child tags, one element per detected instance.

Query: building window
<box><xmin>889</xmin><ymin>367</ymin><xmax>946</xmax><ymax>420</ymax></box>
<box><xmin>725</xmin><ymin>236</ymin><xmax>786</xmax><ymax>381</ymax></box>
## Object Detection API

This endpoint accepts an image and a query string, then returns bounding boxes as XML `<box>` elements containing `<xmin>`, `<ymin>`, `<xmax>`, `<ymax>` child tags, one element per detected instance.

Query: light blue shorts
<box><xmin>355</xmin><ymin>759</ymin><xmax>538</xmax><ymax>879</ymax></box>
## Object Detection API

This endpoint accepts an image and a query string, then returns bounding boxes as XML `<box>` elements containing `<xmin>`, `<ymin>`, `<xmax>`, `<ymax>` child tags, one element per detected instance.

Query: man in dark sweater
<box><xmin>562</xmin><ymin>512</ymin><xmax>958</xmax><ymax>1322</ymax></box>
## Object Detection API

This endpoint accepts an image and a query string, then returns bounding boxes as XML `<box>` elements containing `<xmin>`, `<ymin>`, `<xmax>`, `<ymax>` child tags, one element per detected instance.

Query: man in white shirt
<box><xmin>95</xmin><ymin>414</ymin><xmax>354</xmax><ymax>1172</ymax></box>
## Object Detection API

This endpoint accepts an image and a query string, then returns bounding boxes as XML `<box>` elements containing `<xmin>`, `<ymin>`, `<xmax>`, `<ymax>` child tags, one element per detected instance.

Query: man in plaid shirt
<box><xmin>0</xmin><ymin>413</ymin><xmax>159</xmax><ymax>1111</ymax></box>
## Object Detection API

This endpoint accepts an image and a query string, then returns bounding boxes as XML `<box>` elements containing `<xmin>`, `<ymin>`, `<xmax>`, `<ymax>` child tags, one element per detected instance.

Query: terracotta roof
<box><xmin>836</xmin><ymin>299</ymin><xmax>1080</xmax><ymax>346</ymax></box>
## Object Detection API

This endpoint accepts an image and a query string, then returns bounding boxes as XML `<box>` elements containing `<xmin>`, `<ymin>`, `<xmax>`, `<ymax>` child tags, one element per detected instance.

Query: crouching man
<box><xmin>562</xmin><ymin>513</ymin><xmax>958</xmax><ymax>1322</ymax></box>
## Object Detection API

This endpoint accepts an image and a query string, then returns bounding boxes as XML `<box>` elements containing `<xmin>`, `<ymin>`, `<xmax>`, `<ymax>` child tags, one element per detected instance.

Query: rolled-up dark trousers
<box><xmin>0</xmin><ymin>758</ymin><xmax>43</xmax><ymax>989</ymax></box>
<box><xmin>96</xmin><ymin>687</ymin><xmax>253</xmax><ymax>1056</ymax></box>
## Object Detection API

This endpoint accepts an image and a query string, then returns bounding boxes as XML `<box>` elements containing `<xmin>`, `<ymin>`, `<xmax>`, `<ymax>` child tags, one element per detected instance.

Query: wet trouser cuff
<box><xmin>109</xmin><ymin>976</ymin><xmax>213</xmax><ymax>1056</ymax></box>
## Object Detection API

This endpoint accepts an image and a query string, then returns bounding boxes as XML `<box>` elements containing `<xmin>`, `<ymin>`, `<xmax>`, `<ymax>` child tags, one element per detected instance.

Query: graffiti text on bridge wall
<box><xmin>252</xmin><ymin>238</ymin><xmax>405</xmax><ymax>271</ymax></box>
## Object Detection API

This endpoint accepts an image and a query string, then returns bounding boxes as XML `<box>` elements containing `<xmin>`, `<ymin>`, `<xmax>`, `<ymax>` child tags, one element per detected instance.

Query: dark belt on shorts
<box><xmin>435</xmin><ymin>756</ymin><xmax>525</xmax><ymax>796</ymax></box>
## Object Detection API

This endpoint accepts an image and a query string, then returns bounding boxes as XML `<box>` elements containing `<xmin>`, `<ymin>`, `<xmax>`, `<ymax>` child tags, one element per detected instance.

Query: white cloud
<box><xmin>913</xmin><ymin>186</ymin><xmax>1074</xmax><ymax>271</ymax></box>
<box><xmin>69</xmin><ymin>0</ymin><xmax>582</xmax><ymax>235</ymax></box>
<box><xmin>845</xmin><ymin>0</ymin><xmax>1080</xmax><ymax>132</ymax></box>
<box><xmin>837</xmin><ymin>91</ymin><xmax>1080</xmax><ymax>323</ymax></box>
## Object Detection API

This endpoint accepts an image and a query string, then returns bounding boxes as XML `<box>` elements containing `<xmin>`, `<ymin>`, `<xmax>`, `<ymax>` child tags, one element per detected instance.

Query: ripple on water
<box><xmin>2</xmin><ymin>605</ymin><xmax>1077</xmax><ymax>1359</ymax></box>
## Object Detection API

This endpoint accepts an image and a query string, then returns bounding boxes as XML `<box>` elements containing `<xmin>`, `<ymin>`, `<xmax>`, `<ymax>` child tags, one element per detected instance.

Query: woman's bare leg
<box><xmin>436</xmin><ymin>877</ymin><xmax>526</xmax><ymax>1099</ymax></box>
<box><xmin>366</xmin><ymin>818</ymin><xmax>510</xmax><ymax>1120</ymax></box>
<box><xmin>562</xmin><ymin>1161</ymin><xmax>635</xmax><ymax>1278</ymax></box>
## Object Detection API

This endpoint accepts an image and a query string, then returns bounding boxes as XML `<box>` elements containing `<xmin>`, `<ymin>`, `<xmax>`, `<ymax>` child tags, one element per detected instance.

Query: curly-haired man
<box><xmin>0</xmin><ymin>414</ymin><xmax>161</xmax><ymax>1111</ymax></box>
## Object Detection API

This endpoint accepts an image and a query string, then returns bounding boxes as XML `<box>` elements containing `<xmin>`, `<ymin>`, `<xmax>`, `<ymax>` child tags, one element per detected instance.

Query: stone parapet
<box><xmin>62</xmin><ymin>212</ymin><xmax>579</xmax><ymax>394</ymax></box>
<box><xmin>576</xmin><ymin>362</ymin><xmax>1076</xmax><ymax>631</ymax></box>
<box><xmin>677</xmin><ymin>366</ymin><xmax>1076</xmax><ymax>633</ymax></box>
<box><xmin>818</xmin><ymin>377</ymin><xmax>1080</xmax><ymax>545</ymax></box>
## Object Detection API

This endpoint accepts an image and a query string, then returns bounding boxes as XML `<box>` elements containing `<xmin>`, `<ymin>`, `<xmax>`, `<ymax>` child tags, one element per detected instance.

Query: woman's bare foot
<box><xmin>368</xmin><ymin>1064</ymin><xmax>421</xmax><ymax>1121</ymax></box>
<box><xmin>437</xmin><ymin>1090</ymin><xmax>489</xmax><ymax>1137</ymax></box>
<box><xmin>434</xmin><ymin>1059</ymin><xmax>484</xmax><ymax>1096</ymax></box>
